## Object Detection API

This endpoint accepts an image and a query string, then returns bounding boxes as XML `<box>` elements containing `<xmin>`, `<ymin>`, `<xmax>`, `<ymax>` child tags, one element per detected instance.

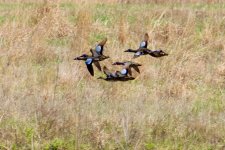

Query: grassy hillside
<box><xmin>0</xmin><ymin>1</ymin><xmax>225</xmax><ymax>149</ymax></box>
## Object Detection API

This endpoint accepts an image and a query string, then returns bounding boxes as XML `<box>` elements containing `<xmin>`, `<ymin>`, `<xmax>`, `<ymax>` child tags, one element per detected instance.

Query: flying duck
<box><xmin>124</xmin><ymin>48</ymin><xmax>152</xmax><ymax>58</ymax></box>
<box><xmin>112</xmin><ymin>61</ymin><xmax>141</xmax><ymax>76</ymax></box>
<box><xmin>73</xmin><ymin>38</ymin><xmax>109</xmax><ymax>76</ymax></box>
<box><xmin>124</xmin><ymin>33</ymin><xmax>153</xmax><ymax>58</ymax></box>
<box><xmin>98</xmin><ymin>66</ymin><xmax>135</xmax><ymax>81</ymax></box>
<box><xmin>149</xmin><ymin>49</ymin><xmax>168</xmax><ymax>57</ymax></box>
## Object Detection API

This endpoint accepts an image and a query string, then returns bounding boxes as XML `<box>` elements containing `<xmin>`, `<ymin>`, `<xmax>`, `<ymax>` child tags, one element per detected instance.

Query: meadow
<box><xmin>0</xmin><ymin>0</ymin><xmax>225</xmax><ymax>149</ymax></box>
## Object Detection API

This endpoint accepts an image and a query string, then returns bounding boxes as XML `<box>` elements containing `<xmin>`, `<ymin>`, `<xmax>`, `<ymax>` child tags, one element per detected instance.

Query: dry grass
<box><xmin>0</xmin><ymin>0</ymin><xmax>225</xmax><ymax>149</ymax></box>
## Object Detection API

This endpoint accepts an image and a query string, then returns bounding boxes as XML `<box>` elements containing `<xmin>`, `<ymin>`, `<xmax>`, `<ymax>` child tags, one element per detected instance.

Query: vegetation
<box><xmin>0</xmin><ymin>0</ymin><xmax>225</xmax><ymax>149</ymax></box>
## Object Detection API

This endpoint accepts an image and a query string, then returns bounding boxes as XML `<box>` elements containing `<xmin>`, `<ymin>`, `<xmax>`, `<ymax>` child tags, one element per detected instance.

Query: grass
<box><xmin>0</xmin><ymin>0</ymin><xmax>225</xmax><ymax>149</ymax></box>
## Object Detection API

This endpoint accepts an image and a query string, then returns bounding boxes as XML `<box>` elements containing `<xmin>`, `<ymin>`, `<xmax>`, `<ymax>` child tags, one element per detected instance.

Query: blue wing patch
<box><xmin>95</xmin><ymin>45</ymin><xmax>102</xmax><ymax>53</ymax></box>
<box><xmin>135</xmin><ymin>51</ymin><xmax>142</xmax><ymax>56</ymax></box>
<box><xmin>140</xmin><ymin>41</ymin><xmax>146</xmax><ymax>48</ymax></box>
<box><xmin>85</xmin><ymin>58</ymin><xmax>93</xmax><ymax>65</ymax></box>
<box><xmin>120</xmin><ymin>69</ymin><xmax>128</xmax><ymax>75</ymax></box>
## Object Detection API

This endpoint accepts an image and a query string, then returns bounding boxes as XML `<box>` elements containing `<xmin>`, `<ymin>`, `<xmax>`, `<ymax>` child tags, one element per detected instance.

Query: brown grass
<box><xmin>0</xmin><ymin>0</ymin><xmax>225</xmax><ymax>149</ymax></box>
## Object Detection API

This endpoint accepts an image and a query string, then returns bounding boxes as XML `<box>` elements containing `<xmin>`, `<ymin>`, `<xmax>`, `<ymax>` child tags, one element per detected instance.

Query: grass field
<box><xmin>0</xmin><ymin>0</ymin><xmax>225</xmax><ymax>149</ymax></box>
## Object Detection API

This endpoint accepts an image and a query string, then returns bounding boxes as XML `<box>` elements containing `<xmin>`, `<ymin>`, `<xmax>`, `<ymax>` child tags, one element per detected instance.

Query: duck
<box><xmin>74</xmin><ymin>51</ymin><xmax>107</xmax><ymax>76</ymax></box>
<box><xmin>98</xmin><ymin>66</ymin><xmax>135</xmax><ymax>81</ymax></box>
<box><xmin>124</xmin><ymin>48</ymin><xmax>152</xmax><ymax>58</ymax></box>
<box><xmin>149</xmin><ymin>49</ymin><xmax>168</xmax><ymax>57</ymax></box>
<box><xmin>124</xmin><ymin>33</ymin><xmax>152</xmax><ymax>58</ymax></box>
<box><xmin>112</xmin><ymin>61</ymin><xmax>142</xmax><ymax>76</ymax></box>
<box><xmin>73</xmin><ymin>38</ymin><xmax>109</xmax><ymax>76</ymax></box>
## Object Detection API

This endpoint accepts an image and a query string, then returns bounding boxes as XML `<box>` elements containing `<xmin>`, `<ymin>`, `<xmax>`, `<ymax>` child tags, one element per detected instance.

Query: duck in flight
<box><xmin>98</xmin><ymin>66</ymin><xmax>135</xmax><ymax>81</ymax></box>
<box><xmin>112</xmin><ymin>61</ymin><xmax>141</xmax><ymax>76</ymax></box>
<box><xmin>124</xmin><ymin>33</ymin><xmax>152</xmax><ymax>58</ymax></box>
<box><xmin>124</xmin><ymin>33</ymin><xmax>168</xmax><ymax>58</ymax></box>
<box><xmin>74</xmin><ymin>38</ymin><xmax>109</xmax><ymax>76</ymax></box>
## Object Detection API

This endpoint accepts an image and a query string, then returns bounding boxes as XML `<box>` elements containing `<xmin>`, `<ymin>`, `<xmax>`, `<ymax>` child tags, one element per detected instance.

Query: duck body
<box><xmin>95</xmin><ymin>38</ymin><xmax>107</xmax><ymax>55</ymax></box>
<box><xmin>148</xmin><ymin>49</ymin><xmax>168</xmax><ymax>57</ymax></box>
<box><xmin>112</xmin><ymin>61</ymin><xmax>142</xmax><ymax>75</ymax></box>
<box><xmin>124</xmin><ymin>48</ymin><xmax>152</xmax><ymax>58</ymax></box>
<box><xmin>98</xmin><ymin>66</ymin><xmax>134</xmax><ymax>81</ymax></box>
<box><xmin>124</xmin><ymin>33</ymin><xmax>151</xmax><ymax>58</ymax></box>
<box><xmin>90</xmin><ymin>48</ymin><xmax>109</xmax><ymax>61</ymax></box>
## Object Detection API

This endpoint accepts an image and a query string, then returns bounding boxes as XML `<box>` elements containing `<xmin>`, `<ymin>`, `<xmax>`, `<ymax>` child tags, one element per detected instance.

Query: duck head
<box><xmin>124</xmin><ymin>49</ymin><xmax>136</xmax><ymax>52</ymax></box>
<box><xmin>156</xmin><ymin>50</ymin><xmax>168</xmax><ymax>56</ymax></box>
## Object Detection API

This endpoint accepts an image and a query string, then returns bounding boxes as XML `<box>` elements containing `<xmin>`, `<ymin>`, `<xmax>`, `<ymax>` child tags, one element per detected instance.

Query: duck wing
<box><xmin>93</xmin><ymin>61</ymin><xmax>101</xmax><ymax>71</ymax></box>
<box><xmin>85</xmin><ymin>58</ymin><xmax>94</xmax><ymax>76</ymax></box>
<box><xmin>90</xmin><ymin>48</ymin><xmax>99</xmax><ymax>57</ymax></box>
<box><xmin>103</xmin><ymin>66</ymin><xmax>111</xmax><ymax>76</ymax></box>
<box><xmin>139</xmin><ymin>33</ymin><xmax>149</xmax><ymax>48</ymax></box>
<box><xmin>96</xmin><ymin>38</ymin><xmax>107</xmax><ymax>55</ymax></box>
<box><xmin>123</xmin><ymin>62</ymin><xmax>132</xmax><ymax>76</ymax></box>
<box><xmin>132</xmin><ymin>66</ymin><xmax>140</xmax><ymax>73</ymax></box>
<box><xmin>127</xmin><ymin>68</ymin><xmax>132</xmax><ymax>76</ymax></box>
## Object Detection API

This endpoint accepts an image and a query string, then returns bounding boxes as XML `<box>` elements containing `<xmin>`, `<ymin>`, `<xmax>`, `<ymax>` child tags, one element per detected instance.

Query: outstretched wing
<box><xmin>132</xmin><ymin>66</ymin><xmax>140</xmax><ymax>73</ymax></box>
<box><xmin>90</xmin><ymin>48</ymin><xmax>99</xmax><ymax>57</ymax></box>
<box><xmin>139</xmin><ymin>33</ymin><xmax>149</xmax><ymax>48</ymax></box>
<box><xmin>93</xmin><ymin>61</ymin><xmax>101</xmax><ymax>71</ymax></box>
<box><xmin>127</xmin><ymin>68</ymin><xmax>132</xmax><ymax>76</ymax></box>
<box><xmin>98</xmin><ymin>38</ymin><xmax>107</xmax><ymax>46</ymax></box>
<box><xmin>103</xmin><ymin>66</ymin><xmax>111</xmax><ymax>76</ymax></box>
<box><xmin>85</xmin><ymin>58</ymin><xmax>94</xmax><ymax>76</ymax></box>
<box><xmin>95</xmin><ymin>38</ymin><xmax>107</xmax><ymax>55</ymax></box>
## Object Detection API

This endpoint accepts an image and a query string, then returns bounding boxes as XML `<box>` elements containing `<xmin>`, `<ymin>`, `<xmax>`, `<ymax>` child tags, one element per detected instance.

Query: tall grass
<box><xmin>0</xmin><ymin>0</ymin><xmax>225</xmax><ymax>149</ymax></box>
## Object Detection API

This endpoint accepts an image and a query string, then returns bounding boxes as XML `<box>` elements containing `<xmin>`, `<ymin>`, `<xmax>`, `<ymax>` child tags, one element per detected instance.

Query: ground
<box><xmin>0</xmin><ymin>0</ymin><xmax>225</xmax><ymax>149</ymax></box>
